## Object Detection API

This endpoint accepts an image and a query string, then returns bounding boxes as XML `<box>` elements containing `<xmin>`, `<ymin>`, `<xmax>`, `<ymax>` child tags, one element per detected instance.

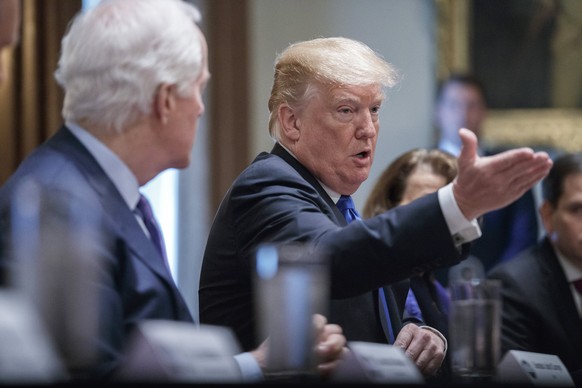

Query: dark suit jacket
<box><xmin>472</xmin><ymin>188</ymin><xmax>539</xmax><ymax>272</ymax></box>
<box><xmin>0</xmin><ymin>127</ymin><xmax>193</xmax><ymax>377</ymax></box>
<box><xmin>488</xmin><ymin>237</ymin><xmax>582</xmax><ymax>376</ymax></box>
<box><xmin>199</xmin><ymin>143</ymin><xmax>470</xmax><ymax>351</ymax></box>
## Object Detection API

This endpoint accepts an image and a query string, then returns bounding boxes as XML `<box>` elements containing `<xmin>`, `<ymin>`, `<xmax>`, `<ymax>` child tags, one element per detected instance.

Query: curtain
<box><xmin>0</xmin><ymin>0</ymin><xmax>81</xmax><ymax>185</ymax></box>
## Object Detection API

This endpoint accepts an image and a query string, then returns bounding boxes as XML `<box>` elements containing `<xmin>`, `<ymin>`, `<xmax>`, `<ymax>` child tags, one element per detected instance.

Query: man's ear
<box><xmin>154</xmin><ymin>83</ymin><xmax>175</xmax><ymax>125</ymax></box>
<box><xmin>278</xmin><ymin>104</ymin><xmax>301</xmax><ymax>142</ymax></box>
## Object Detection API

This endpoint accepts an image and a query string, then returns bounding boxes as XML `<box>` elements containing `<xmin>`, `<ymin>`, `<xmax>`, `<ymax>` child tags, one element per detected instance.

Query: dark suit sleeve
<box><xmin>229</xmin><ymin>159</ymin><xmax>468</xmax><ymax>298</ymax></box>
<box><xmin>200</xmin><ymin>152</ymin><xmax>470</xmax><ymax>350</ymax></box>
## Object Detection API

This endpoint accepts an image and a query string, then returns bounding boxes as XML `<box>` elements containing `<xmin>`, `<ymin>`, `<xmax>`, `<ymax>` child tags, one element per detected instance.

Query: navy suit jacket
<box><xmin>0</xmin><ymin>127</ymin><xmax>192</xmax><ymax>377</ymax></box>
<box><xmin>199</xmin><ymin>143</ymin><xmax>470</xmax><ymax>351</ymax></box>
<box><xmin>488</xmin><ymin>237</ymin><xmax>582</xmax><ymax>376</ymax></box>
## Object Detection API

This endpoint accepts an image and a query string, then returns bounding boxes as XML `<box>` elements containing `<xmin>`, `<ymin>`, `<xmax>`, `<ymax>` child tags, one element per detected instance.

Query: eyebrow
<box><xmin>333</xmin><ymin>96</ymin><xmax>360</xmax><ymax>105</ymax></box>
<box><xmin>331</xmin><ymin>94</ymin><xmax>384</xmax><ymax>106</ymax></box>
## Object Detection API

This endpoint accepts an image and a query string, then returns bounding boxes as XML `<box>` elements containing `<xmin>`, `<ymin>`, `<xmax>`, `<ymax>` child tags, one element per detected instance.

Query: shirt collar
<box><xmin>66</xmin><ymin>121</ymin><xmax>140</xmax><ymax>210</ymax></box>
<box><xmin>277</xmin><ymin>142</ymin><xmax>341</xmax><ymax>204</ymax></box>
<box><xmin>553</xmin><ymin>245</ymin><xmax>582</xmax><ymax>283</ymax></box>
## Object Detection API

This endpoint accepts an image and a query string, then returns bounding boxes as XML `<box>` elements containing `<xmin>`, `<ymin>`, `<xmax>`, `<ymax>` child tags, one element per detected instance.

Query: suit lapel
<box><xmin>51</xmin><ymin>127</ymin><xmax>191</xmax><ymax>318</ymax></box>
<box><xmin>538</xmin><ymin>240</ymin><xmax>582</xmax><ymax>336</ymax></box>
<box><xmin>270</xmin><ymin>143</ymin><xmax>347</xmax><ymax>226</ymax></box>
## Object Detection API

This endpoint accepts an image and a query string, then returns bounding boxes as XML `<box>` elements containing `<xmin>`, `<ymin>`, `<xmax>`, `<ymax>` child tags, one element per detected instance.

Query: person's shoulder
<box><xmin>0</xmin><ymin>140</ymin><xmax>94</xmax><ymax>208</ymax></box>
<box><xmin>233</xmin><ymin>150</ymin><xmax>306</xmax><ymax>187</ymax></box>
<box><xmin>487</xmin><ymin>243</ymin><xmax>541</xmax><ymax>279</ymax></box>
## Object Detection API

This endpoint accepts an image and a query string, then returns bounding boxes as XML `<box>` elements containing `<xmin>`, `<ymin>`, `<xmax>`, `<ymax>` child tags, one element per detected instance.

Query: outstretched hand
<box><xmin>453</xmin><ymin>128</ymin><xmax>553</xmax><ymax>220</ymax></box>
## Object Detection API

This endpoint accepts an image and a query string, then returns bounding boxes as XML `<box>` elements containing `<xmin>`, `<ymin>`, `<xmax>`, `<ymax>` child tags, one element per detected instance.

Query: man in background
<box><xmin>488</xmin><ymin>153</ymin><xmax>582</xmax><ymax>384</ymax></box>
<box><xmin>434</xmin><ymin>73</ymin><xmax>541</xmax><ymax>277</ymax></box>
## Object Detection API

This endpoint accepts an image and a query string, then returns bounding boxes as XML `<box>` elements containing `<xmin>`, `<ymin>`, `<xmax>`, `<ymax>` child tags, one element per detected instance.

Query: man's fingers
<box><xmin>394</xmin><ymin>325</ymin><xmax>446</xmax><ymax>376</ymax></box>
<box><xmin>458</xmin><ymin>127</ymin><xmax>478</xmax><ymax>164</ymax></box>
<box><xmin>313</xmin><ymin>319</ymin><xmax>346</xmax><ymax>377</ymax></box>
<box><xmin>419</xmin><ymin>350</ymin><xmax>445</xmax><ymax>375</ymax></box>
<box><xmin>316</xmin><ymin>332</ymin><xmax>345</xmax><ymax>354</ymax></box>
<box><xmin>401</xmin><ymin>327</ymin><xmax>431</xmax><ymax>362</ymax></box>
<box><xmin>455</xmin><ymin>146</ymin><xmax>552</xmax><ymax>219</ymax></box>
<box><xmin>312</xmin><ymin>313</ymin><xmax>327</xmax><ymax>332</ymax></box>
<box><xmin>317</xmin><ymin>348</ymin><xmax>349</xmax><ymax>375</ymax></box>
<box><xmin>392</xmin><ymin>323</ymin><xmax>415</xmax><ymax>350</ymax></box>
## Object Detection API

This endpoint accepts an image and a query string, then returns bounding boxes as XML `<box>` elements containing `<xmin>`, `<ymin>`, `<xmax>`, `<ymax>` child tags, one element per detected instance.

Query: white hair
<box><xmin>55</xmin><ymin>0</ymin><xmax>203</xmax><ymax>133</ymax></box>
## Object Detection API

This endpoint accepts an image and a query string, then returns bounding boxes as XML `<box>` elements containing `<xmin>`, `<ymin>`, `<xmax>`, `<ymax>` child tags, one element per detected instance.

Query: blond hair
<box><xmin>268</xmin><ymin>37</ymin><xmax>399</xmax><ymax>141</ymax></box>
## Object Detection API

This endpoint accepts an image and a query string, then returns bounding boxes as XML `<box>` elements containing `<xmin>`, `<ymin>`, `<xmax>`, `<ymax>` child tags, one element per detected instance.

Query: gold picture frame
<box><xmin>437</xmin><ymin>0</ymin><xmax>582</xmax><ymax>153</ymax></box>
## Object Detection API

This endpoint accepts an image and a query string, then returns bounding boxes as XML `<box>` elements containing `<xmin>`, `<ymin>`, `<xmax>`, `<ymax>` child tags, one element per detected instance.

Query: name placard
<box><xmin>496</xmin><ymin>350</ymin><xmax>574</xmax><ymax>386</ymax></box>
<box><xmin>331</xmin><ymin>341</ymin><xmax>424</xmax><ymax>384</ymax></box>
<box><xmin>117</xmin><ymin>321</ymin><xmax>243</xmax><ymax>383</ymax></box>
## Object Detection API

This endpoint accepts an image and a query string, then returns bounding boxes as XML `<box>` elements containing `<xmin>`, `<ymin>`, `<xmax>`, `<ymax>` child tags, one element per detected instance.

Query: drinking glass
<box><xmin>254</xmin><ymin>242</ymin><xmax>329</xmax><ymax>375</ymax></box>
<box><xmin>449</xmin><ymin>278</ymin><xmax>502</xmax><ymax>381</ymax></box>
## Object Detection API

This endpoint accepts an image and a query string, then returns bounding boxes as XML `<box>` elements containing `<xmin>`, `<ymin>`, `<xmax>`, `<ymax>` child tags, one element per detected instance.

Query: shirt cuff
<box><xmin>419</xmin><ymin>325</ymin><xmax>448</xmax><ymax>357</ymax></box>
<box><xmin>233</xmin><ymin>352</ymin><xmax>264</xmax><ymax>383</ymax></box>
<box><xmin>438</xmin><ymin>183</ymin><xmax>481</xmax><ymax>245</ymax></box>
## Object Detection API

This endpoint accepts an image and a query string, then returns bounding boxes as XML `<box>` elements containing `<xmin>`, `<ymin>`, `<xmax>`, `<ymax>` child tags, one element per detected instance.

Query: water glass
<box><xmin>449</xmin><ymin>279</ymin><xmax>501</xmax><ymax>381</ymax></box>
<box><xmin>254</xmin><ymin>243</ymin><xmax>329</xmax><ymax>374</ymax></box>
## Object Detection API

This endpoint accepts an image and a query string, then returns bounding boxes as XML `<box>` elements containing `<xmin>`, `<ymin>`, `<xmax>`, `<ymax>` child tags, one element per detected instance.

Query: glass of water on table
<box><xmin>449</xmin><ymin>278</ymin><xmax>502</xmax><ymax>382</ymax></box>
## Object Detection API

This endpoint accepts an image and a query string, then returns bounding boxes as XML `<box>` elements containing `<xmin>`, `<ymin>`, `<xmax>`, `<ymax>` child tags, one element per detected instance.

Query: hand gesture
<box><xmin>453</xmin><ymin>128</ymin><xmax>553</xmax><ymax>220</ymax></box>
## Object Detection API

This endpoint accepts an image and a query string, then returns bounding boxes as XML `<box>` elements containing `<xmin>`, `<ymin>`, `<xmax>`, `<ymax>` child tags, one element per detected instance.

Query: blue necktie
<box><xmin>336</xmin><ymin>195</ymin><xmax>360</xmax><ymax>224</ymax></box>
<box><xmin>135</xmin><ymin>194</ymin><xmax>169</xmax><ymax>268</ymax></box>
<box><xmin>336</xmin><ymin>195</ymin><xmax>396</xmax><ymax>343</ymax></box>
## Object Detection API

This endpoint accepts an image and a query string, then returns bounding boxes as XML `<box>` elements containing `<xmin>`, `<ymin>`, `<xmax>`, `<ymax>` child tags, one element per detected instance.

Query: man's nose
<box><xmin>355</xmin><ymin>111</ymin><xmax>376</xmax><ymax>139</ymax></box>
